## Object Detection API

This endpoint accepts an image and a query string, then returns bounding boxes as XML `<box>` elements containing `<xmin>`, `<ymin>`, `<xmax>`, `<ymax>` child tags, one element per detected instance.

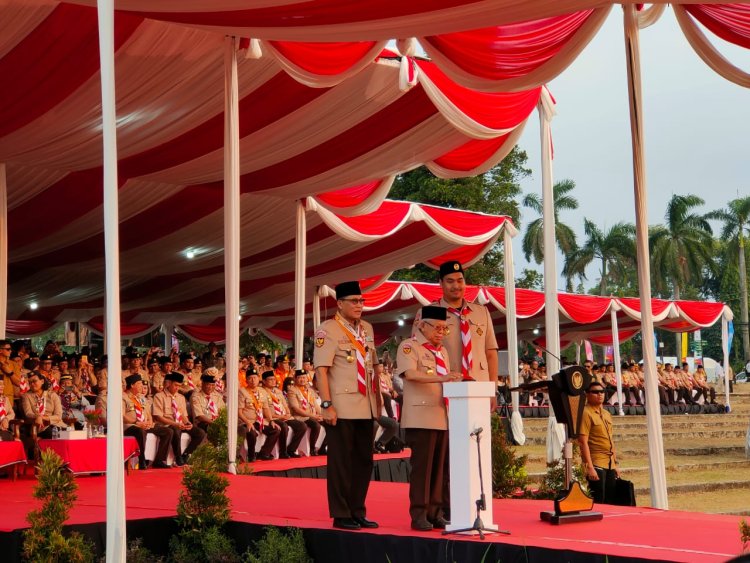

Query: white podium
<box><xmin>443</xmin><ymin>381</ymin><xmax>499</xmax><ymax>533</ymax></box>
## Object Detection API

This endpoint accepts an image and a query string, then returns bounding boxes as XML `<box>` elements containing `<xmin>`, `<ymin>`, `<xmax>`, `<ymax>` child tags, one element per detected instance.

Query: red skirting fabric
<box><xmin>0</xmin><ymin>441</ymin><xmax>26</xmax><ymax>469</ymax></box>
<box><xmin>685</xmin><ymin>4</ymin><xmax>750</xmax><ymax>49</ymax></box>
<box><xmin>37</xmin><ymin>437</ymin><xmax>140</xmax><ymax>475</ymax></box>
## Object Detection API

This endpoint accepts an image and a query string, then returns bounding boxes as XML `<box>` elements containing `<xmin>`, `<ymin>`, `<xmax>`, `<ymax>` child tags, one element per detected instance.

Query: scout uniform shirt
<box><xmin>260</xmin><ymin>386</ymin><xmax>292</xmax><ymax>420</ymax></box>
<box><xmin>152</xmin><ymin>388</ymin><xmax>190</xmax><ymax>426</ymax></box>
<box><xmin>313</xmin><ymin>314</ymin><xmax>380</xmax><ymax>419</ymax></box>
<box><xmin>287</xmin><ymin>384</ymin><xmax>320</xmax><ymax>421</ymax></box>
<box><xmin>0</xmin><ymin>394</ymin><xmax>15</xmax><ymax>425</ymax></box>
<box><xmin>123</xmin><ymin>392</ymin><xmax>153</xmax><ymax>428</ymax></box>
<box><xmin>396</xmin><ymin>331</ymin><xmax>451</xmax><ymax>431</ymax></box>
<box><xmin>238</xmin><ymin>386</ymin><xmax>260</xmax><ymax>425</ymax></box>
<box><xmin>191</xmin><ymin>390</ymin><xmax>226</xmax><ymax>423</ymax></box>
<box><xmin>436</xmin><ymin>298</ymin><xmax>497</xmax><ymax>382</ymax></box>
<box><xmin>22</xmin><ymin>390</ymin><xmax>63</xmax><ymax>428</ymax></box>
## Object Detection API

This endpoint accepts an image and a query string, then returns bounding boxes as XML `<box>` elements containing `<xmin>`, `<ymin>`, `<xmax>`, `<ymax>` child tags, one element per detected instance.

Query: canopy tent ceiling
<box><xmin>241</xmin><ymin>280</ymin><xmax>732</xmax><ymax>348</ymax></box>
<box><xmin>4</xmin><ymin>199</ymin><xmax>514</xmax><ymax>335</ymax></box>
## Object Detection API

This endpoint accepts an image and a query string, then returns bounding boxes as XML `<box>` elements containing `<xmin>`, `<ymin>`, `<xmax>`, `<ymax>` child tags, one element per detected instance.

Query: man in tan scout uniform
<box><xmin>260</xmin><ymin>370</ymin><xmax>306</xmax><ymax>458</ymax></box>
<box><xmin>398</xmin><ymin>306</ymin><xmax>462</xmax><ymax>531</ymax></box>
<box><xmin>152</xmin><ymin>372</ymin><xmax>206</xmax><ymax>466</ymax></box>
<box><xmin>314</xmin><ymin>280</ymin><xmax>381</xmax><ymax>531</ymax></box>
<box><xmin>239</xmin><ymin>368</ymin><xmax>280</xmax><ymax>461</ymax></box>
<box><xmin>287</xmin><ymin>368</ymin><xmax>325</xmax><ymax>456</ymax></box>
<box><xmin>122</xmin><ymin>374</ymin><xmax>173</xmax><ymax>469</ymax></box>
<box><xmin>420</xmin><ymin>260</ymin><xmax>500</xmax><ymax>411</ymax></box>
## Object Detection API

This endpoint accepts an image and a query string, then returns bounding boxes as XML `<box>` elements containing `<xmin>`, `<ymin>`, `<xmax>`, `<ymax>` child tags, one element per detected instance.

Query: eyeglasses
<box><xmin>341</xmin><ymin>298</ymin><xmax>366</xmax><ymax>305</ymax></box>
<box><xmin>587</xmin><ymin>389</ymin><xmax>606</xmax><ymax>395</ymax></box>
<box><xmin>423</xmin><ymin>321</ymin><xmax>450</xmax><ymax>334</ymax></box>
<box><xmin>0</xmin><ymin>347</ymin><xmax>11</xmax><ymax>351</ymax></box>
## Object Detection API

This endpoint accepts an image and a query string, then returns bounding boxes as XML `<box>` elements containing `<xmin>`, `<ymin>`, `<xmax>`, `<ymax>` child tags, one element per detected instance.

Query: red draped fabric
<box><xmin>557</xmin><ymin>293</ymin><xmax>612</xmax><ymax>324</ymax></box>
<box><xmin>673</xmin><ymin>301</ymin><xmax>728</xmax><ymax>327</ymax></box>
<box><xmin>684</xmin><ymin>4</ymin><xmax>750</xmax><ymax>49</ymax></box>
<box><xmin>267</xmin><ymin>40</ymin><xmax>381</xmax><ymax>75</ymax></box>
<box><xmin>86</xmin><ymin>322</ymin><xmax>157</xmax><ymax>338</ymax></box>
<box><xmin>178</xmin><ymin>323</ymin><xmax>230</xmax><ymax>344</ymax></box>
<box><xmin>422</xmin><ymin>10</ymin><xmax>596</xmax><ymax>80</ymax></box>
<box><xmin>5</xmin><ymin>320</ymin><xmax>59</xmax><ymax>337</ymax></box>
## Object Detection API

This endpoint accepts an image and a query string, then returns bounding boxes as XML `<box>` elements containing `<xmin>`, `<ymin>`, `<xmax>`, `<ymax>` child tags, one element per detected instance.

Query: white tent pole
<box><xmin>0</xmin><ymin>163</ymin><xmax>7</xmax><ymax>340</ymax></box>
<box><xmin>294</xmin><ymin>200</ymin><xmax>307</xmax><ymax>366</ymax></box>
<box><xmin>224</xmin><ymin>36</ymin><xmax>240</xmax><ymax>475</ymax></box>
<box><xmin>538</xmin><ymin>95</ymin><xmax>560</xmax><ymax>377</ymax></box>
<box><xmin>503</xmin><ymin>228</ymin><xmax>525</xmax><ymax>445</ymax></box>
<box><xmin>313</xmin><ymin>286</ymin><xmax>321</xmax><ymax>330</ymax></box>
<box><xmin>611</xmin><ymin>307</ymin><xmax>625</xmax><ymax>416</ymax></box>
<box><xmin>162</xmin><ymin>323</ymin><xmax>173</xmax><ymax>353</ymax></box>
<box><xmin>721</xmin><ymin>315</ymin><xmax>731</xmax><ymax>410</ymax></box>
<box><xmin>96</xmin><ymin>1</ymin><xmax>126</xmax><ymax>560</ymax></box>
<box><xmin>575</xmin><ymin>341</ymin><xmax>581</xmax><ymax>364</ymax></box>
<box><xmin>623</xmin><ymin>4</ymin><xmax>668</xmax><ymax>509</ymax></box>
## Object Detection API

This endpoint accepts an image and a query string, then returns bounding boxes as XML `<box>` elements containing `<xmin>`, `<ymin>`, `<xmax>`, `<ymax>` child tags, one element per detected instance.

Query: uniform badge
<box><xmin>453</xmin><ymin>263</ymin><xmax>460</xmax><ymax>271</ymax></box>
<box><xmin>403</xmin><ymin>345</ymin><xmax>411</xmax><ymax>355</ymax></box>
<box><xmin>346</xmin><ymin>355</ymin><xmax>354</xmax><ymax>363</ymax></box>
<box><xmin>476</xmin><ymin>327</ymin><xmax>483</xmax><ymax>336</ymax></box>
<box><xmin>426</xmin><ymin>368</ymin><xmax>434</xmax><ymax>375</ymax></box>
<box><xmin>315</xmin><ymin>329</ymin><xmax>326</xmax><ymax>348</ymax></box>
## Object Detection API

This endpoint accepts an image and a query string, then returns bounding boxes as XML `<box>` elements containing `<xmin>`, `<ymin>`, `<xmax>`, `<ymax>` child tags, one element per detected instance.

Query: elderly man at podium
<box><xmin>398</xmin><ymin>305</ymin><xmax>462</xmax><ymax>531</ymax></box>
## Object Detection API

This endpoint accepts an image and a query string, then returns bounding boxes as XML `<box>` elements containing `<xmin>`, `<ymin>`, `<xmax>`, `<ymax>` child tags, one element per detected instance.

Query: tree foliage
<box><xmin>521</xmin><ymin>178</ymin><xmax>579</xmax><ymax>265</ymax></box>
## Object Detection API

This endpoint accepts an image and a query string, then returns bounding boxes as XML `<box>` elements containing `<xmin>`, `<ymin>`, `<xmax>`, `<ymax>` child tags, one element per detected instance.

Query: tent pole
<box><xmin>721</xmin><ymin>316</ymin><xmax>731</xmax><ymax>411</ymax></box>
<box><xmin>294</xmin><ymin>200</ymin><xmax>307</xmax><ymax>367</ymax></box>
<box><xmin>503</xmin><ymin>228</ymin><xmax>524</xmax><ymax>445</ymax></box>
<box><xmin>96</xmin><ymin>1</ymin><xmax>126</xmax><ymax>560</ymax></box>
<box><xmin>0</xmin><ymin>163</ymin><xmax>7</xmax><ymax>340</ymax></box>
<box><xmin>223</xmin><ymin>36</ymin><xmax>240</xmax><ymax>475</ymax></box>
<box><xmin>611</xmin><ymin>307</ymin><xmax>625</xmax><ymax>416</ymax></box>
<box><xmin>623</xmin><ymin>4</ymin><xmax>668</xmax><ymax>509</ymax></box>
<box><xmin>313</xmin><ymin>286</ymin><xmax>321</xmax><ymax>330</ymax></box>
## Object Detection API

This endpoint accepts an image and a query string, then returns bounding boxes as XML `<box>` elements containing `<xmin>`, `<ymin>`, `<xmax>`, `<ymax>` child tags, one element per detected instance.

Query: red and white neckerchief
<box><xmin>170</xmin><ymin>395</ymin><xmax>183</xmax><ymax>423</ymax></box>
<box><xmin>19</xmin><ymin>373</ymin><xmax>29</xmax><ymax>393</ymax></box>
<box><xmin>36</xmin><ymin>394</ymin><xmax>46</xmax><ymax>416</ymax></box>
<box><xmin>250</xmin><ymin>389</ymin><xmax>264</xmax><ymax>426</ymax></box>
<box><xmin>207</xmin><ymin>394</ymin><xmax>218</xmax><ymax>419</ymax></box>
<box><xmin>269</xmin><ymin>390</ymin><xmax>285</xmax><ymax>416</ymax></box>
<box><xmin>79</xmin><ymin>371</ymin><xmax>92</xmax><ymax>394</ymax></box>
<box><xmin>335</xmin><ymin>314</ymin><xmax>369</xmax><ymax>395</ymax></box>
<box><xmin>215</xmin><ymin>379</ymin><xmax>225</xmax><ymax>395</ymax></box>
<box><xmin>50</xmin><ymin>377</ymin><xmax>60</xmax><ymax>393</ymax></box>
<box><xmin>447</xmin><ymin>304</ymin><xmax>474</xmax><ymax>380</ymax></box>
<box><xmin>186</xmin><ymin>374</ymin><xmax>196</xmax><ymax>390</ymax></box>
<box><xmin>131</xmin><ymin>393</ymin><xmax>146</xmax><ymax>423</ymax></box>
<box><xmin>0</xmin><ymin>399</ymin><xmax>7</xmax><ymax>419</ymax></box>
<box><xmin>297</xmin><ymin>386</ymin><xmax>309</xmax><ymax>411</ymax></box>
<box><xmin>422</xmin><ymin>343</ymin><xmax>449</xmax><ymax>408</ymax></box>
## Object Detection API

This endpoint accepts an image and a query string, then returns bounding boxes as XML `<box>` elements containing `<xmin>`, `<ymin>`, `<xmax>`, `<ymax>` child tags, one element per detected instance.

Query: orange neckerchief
<box><xmin>334</xmin><ymin>314</ymin><xmax>366</xmax><ymax>356</ymax></box>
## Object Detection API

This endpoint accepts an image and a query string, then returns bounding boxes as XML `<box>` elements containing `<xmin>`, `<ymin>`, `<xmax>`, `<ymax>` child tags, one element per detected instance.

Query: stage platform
<box><xmin>0</xmin><ymin>464</ymin><xmax>743</xmax><ymax>563</ymax></box>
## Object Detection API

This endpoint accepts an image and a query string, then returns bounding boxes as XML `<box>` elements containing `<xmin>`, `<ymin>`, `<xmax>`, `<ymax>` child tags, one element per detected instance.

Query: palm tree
<box><xmin>649</xmin><ymin>194</ymin><xmax>715</xmax><ymax>358</ymax></box>
<box><xmin>563</xmin><ymin>220</ymin><xmax>636</xmax><ymax>295</ymax></box>
<box><xmin>521</xmin><ymin>179</ymin><xmax>579</xmax><ymax>289</ymax></box>
<box><xmin>706</xmin><ymin>196</ymin><xmax>750</xmax><ymax>362</ymax></box>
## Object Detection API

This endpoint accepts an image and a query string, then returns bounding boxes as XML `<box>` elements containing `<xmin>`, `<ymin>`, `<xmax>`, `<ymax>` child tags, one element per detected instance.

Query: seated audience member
<box><xmin>123</xmin><ymin>374</ymin><xmax>173</xmax><ymax>469</ymax></box>
<box><xmin>273</xmin><ymin>355</ymin><xmax>292</xmax><ymax>389</ymax></box>
<box><xmin>58</xmin><ymin>374</ymin><xmax>87</xmax><ymax>428</ymax></box>
<box><xmin>178</xmin><ymin>354</ymin><xmax>198</xmax><ymax>396</ymax></box>
<box><xmin>94</xmin><ymin>374</ymin><xmax>108</xmax><ymax>426</ymax></box>
<box><xmin>0</xmin><ymin>378</ymin><xmax>16</xmax><ymax>441</ymax></box>
<box><xmin>74</xmin><ymin>356</ymin><xmax>97</xmax><ymax>400</ymax></box>
<box><xmin>22</xmin><ymin>372</ymin><xmax>64</xmax><ymax>444</ymax></box>
<box><xmin>287</xmin><ymin>369</ymin><xmax>325</xmax><ymax>456</ymax></box>
<box><xmin>191</xmin><ymin>370</ymin><xmax>242</xmax><ymax>450</ymax></box>
<box><xmin>692</xmin><ymin>365</ymin><xmax>716</xmax><ymax>404</ymax></box>
<box><xmin>260</xmin><ymin>370</ymin><xmax>306</xmax><ymax>458</ymax></box>
<box><xmin>602</xmin><ymin>366</ymin><xmax>618</xmax><ymax>403</ymax></box>
<box><xmin>37</xmin><ymin>355</ymin><xmax>60</xmax><ymax>393</ymax></box>
<box><xmin>202</xmin><ymin>341</ymin><xmax>223</xmax><ymax>369</ymax></box>
<box><xmin>239</xmin><ymin>368</ymin><xmax>280</xmax><ymax>461</ymax></box>
<box><xmin>152</xmin><ymin>372</ymin><xmax>206</xmax><ymax>466</ymax></box>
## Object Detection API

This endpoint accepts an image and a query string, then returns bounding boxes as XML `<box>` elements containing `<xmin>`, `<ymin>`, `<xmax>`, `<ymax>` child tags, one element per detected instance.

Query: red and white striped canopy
<box><xmin>245</xmin><ymin>281</ymin><xmax>732</xmax><ymax>347</ymax></box>
<box><xmin>5</xmin><ymin>199</ymin><xmax>514</xmax><ymax>336</ymax></box>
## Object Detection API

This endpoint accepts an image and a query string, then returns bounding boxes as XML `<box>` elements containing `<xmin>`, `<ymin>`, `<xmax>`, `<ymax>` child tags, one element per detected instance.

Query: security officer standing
<box><xmin>314</xmin><ymin>281</ymin><xmax>381</xmax><ymax>530</ymax></box>
<box><xmin>398</xmin><ymin>306</ymin><xmax>462</xmax><ymax>531</ymax></box>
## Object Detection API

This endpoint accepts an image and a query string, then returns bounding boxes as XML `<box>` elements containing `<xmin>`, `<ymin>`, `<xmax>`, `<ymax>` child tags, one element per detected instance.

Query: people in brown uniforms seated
<box><xmin>239</xmin><ymin>368</ymin><xmax>280</xmax><ymax>461</ymax></box>
<box><xmin>397</xmin><ymin>305</ymin><xmax>462</xmax><ymax>531</ymax></box>
<box><xmin>122</xmin><ymin>374</ymin><xmax>174</xmax><ymax>469</ymax></box>
<box><xmin>260</xmin><ymin>370</ymin><xmax>306</xmax><ymax>458</ymax></box>
<box><xmin>152</xmin><ymin>372</ymin><xmax>206</xmax><ymax>466</ymax></box>
<box><xmin>314</xmin><ymin>280</ymin><xmax>382</xmax><ymax>531</ymax></box>
<box><xmin>286</xmin><ymin>368</ymin><xmax>325</xmax><ymax>456</ymax></box>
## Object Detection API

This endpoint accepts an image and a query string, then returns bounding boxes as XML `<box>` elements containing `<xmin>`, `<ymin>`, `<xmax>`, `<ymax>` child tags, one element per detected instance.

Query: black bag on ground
<box><xmin>498</xmin><ymin>405</ymin><xmax>517</xmax><ymax>445</ymax></box>
<box><xmin>614</xmin><ymin>478</ymin><xmax>636</xmax><ymax>506</ymax></box>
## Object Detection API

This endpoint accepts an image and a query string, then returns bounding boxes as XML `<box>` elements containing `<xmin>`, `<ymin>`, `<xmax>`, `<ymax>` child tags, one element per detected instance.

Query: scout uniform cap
<box><xmin>179</xmin><ymin>353</ymin><xmax>192</xmax><ymax>363</ymax></box>
<box><xmin>261</xmin><ymin>370</ymin><xmax>276</xmax><ymax>380</ymax></box>
<box><xmin>274</xmin><ymin>354</ymin><xmax>288</xmax><ymax>365</ymax></box>
<box><xmin>245</xmin><ymin>367</ymin><xmax>259</xmax><ymax>378</ymax></box>
<box><xmin>165</xmin><ymin>372</ymin><xmax>184</xmax><ymax>383</ymax></box>
<box><xmin>335</xmin><ymin>281</ymin><xmax>362</xmax><ymax>300</ymax></box>
<box><xmin>159</xmin><ymin>356</ymin><xmax>173</xmax><ymax>365</ymax></box>
<box><xmin>125</xmin><ymin>374</ymin><xmax>142</xmax><ymax>388</ymax></box>
<box><xmin>421</xmin><ymin>305</ymin><xmax>447</xmax><ymax>321</ymax></box>
<box><xmin>294</xmin><ymin>369</ymin><xmax>307</xmax><ymax>377</ymax></box>
<box><xmin>200</xmin><ymin>374</ymin><xmax>216</xmax><ymax>383</ymax></box>
<box><xmin>439</xmin><ymin>260</ymin><xmax>464</xmax><ymax>279</ymax></box>
<box><xmin>203</xmin><ymin>367</ymin><xmax>220</xmax><ymax>378</ymax></box>
<box><xmin>147</xmin><ymin>358</ymin><xmax>158</xmax><ymax>366</ymax></box>
<box><xmin>60</xmin><ymin>373</ymin><xmax>73</xmax><ymax>382</ymax></box>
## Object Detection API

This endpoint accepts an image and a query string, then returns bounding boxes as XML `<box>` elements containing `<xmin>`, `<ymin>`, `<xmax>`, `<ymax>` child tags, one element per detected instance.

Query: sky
<box><xmin>511</xmin><ymin>9</ymin><xmax>750</xmax><ymax>291</ymax></box>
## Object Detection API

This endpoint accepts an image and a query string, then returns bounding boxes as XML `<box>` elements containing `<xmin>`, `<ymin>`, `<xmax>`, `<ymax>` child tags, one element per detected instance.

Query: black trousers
<box><xmin>247</xmin><ymin>421</ymin><xmax>281</xmax><ymax>458</ymax></box>
<box><xmin>326</xmin><ymin>418</ymin><xmax>374</xmax><ymax>519</ymax></box>
<box><xmin>405</xmin><ymin>428</ymin><xmax>448</xmax><ymax>524</ymax></box>
<box><xmin>587</xmin><ymin>465</ymin><xmax>618</xmax><ymax>505</ymax></box>
<box><xmin>277</xmin><ymin>418</ymin><xmax>306</xmax><ymax>457</ymax></box>
<box><xmin>302</xmin><ymin>418</ymin><xmax>322</xmax><ymax>454</ymax></box>
<box><xmin>168</xmin><ymin>425</ymin><xmax>206</xmax><ymax>458</ymax></box>
<box><xmin>125</xmin><ymin>424</ymin><xmax>173</xmax><ymax>465</ymax></box>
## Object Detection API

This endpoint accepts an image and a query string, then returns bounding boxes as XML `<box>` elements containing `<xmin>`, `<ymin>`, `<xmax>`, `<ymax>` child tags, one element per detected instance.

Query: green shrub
<box><xmin>244</xmin><ymin>527</ymin><xmax>312</xmax><ymax>563</ymax></box>
<box><xmin>207</xmin><ymin>407</ymin><xmax>252</xmax><ymax>474</ymax></box>
<box><xmin>490</xmin><ymin>414</ymin><xmax>529</xmax><ymax>498</ymax></box>
<box><xmin>23</xmin><ymin>449</ymin><xmax>94</xmax><ymax>563</ymax></box>
<box><xmin>531</xmin><ymin>444</ymin><xmax>588</xmax><ymax>500</ymax></box>
<box><xmin>740</xmin><ymin>518</ymin><xmax>750</xmax><ymax>552</ymax></box>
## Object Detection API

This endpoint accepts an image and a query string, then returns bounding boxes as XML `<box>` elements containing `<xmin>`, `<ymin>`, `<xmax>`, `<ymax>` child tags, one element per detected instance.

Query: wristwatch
<box><xmin>321</xmin><ymin>400</ymin><xmax>333</xmax><ymax>409</ymax></box>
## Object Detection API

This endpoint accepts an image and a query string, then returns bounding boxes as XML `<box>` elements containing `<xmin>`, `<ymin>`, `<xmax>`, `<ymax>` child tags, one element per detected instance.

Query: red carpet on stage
<box><xmin>0</xmin><ymin>468</ymin><xmax>743</xmax><ymax>562</ymax></box>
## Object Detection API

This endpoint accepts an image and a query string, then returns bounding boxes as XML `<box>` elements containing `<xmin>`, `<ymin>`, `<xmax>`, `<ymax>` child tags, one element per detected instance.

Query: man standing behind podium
<box><xmin>314</xmin><ymin>280</ymin><xmax>381</xmax><ymax>531</ymax></box>
<box><xmin>428</xmin><ymin>261</ymin><xmax>500</xmax><ymax>411</ymax></box>
<box><xmin>398</xmin><ymin>306</ymin><xmax>462</xmax><ymax>531</ymax></box>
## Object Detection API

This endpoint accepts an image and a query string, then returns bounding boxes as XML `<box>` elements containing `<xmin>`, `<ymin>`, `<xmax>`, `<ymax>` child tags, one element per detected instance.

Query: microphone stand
<box><xmin>443</xmin><ymin>428</ymin><xmax>509</xmax><ymax>539</ymax></box>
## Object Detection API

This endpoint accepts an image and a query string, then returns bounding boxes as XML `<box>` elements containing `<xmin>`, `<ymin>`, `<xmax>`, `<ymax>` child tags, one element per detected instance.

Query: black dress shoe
<box><xmin>151</xmin><ymin>461</ymin><xmax>171</xmax><ymax>469</ymax></box>
<box><xmin>373</xmin><ymin>442</ymin><xmax>387</xmax><ymax>454</ymax></box>
<box><xmin>353</xmin><ymin>516</ymin><xmax>379</xmax><ymax>529</ymax></box>
<box><xmin>332</xmin><ymin>517</ymin><xmax>361</xmax><ymax>530</ymax></box>
<box><xmin>174</xmin><ymin>456</ymin><xmax>186</xmax><ymax>467</ymax></box>
<box><xmin>257</xmin><ymin>453</ymin><xmax>274</xmax><ymax>461</ymax></box>
<box><xmin>429</xmin><ymin>517</ymin><xmax>448</xmax><ymax>529</ymax></box>
<box><xmin>279</xmin><ymin>453</ymin><xmax>290</xmax><ymax>459</ymax></box>
<box><xmin>287</xmin><ymin>452</ymin><xmax>301</xmax><ymax>458</ymax></box>
<box><xmin>411</xmin><ymin>519</ymin><xmax>433</xmax><ymax>531</ymax></box>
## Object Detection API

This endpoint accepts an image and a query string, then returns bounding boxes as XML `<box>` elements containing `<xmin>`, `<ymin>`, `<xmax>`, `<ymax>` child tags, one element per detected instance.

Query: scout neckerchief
<box><xmin>49</xmin><ymin>375</ymin><xmax>60</xmax><ymax>393</ymax></box>
<box><xmin>206</xmin><ymin>393</ymin><xmax>218</xmax><ymax>419</ymax></box>
<box><xmin>334</xmin><ymin>313</ymin><xmax>369</xmax><ymax>395</ymax></box>
<box><xmin>170</xmin><ymin>392</ymin><xmax>183</xmax><ymax>423</ymax></box>
<box><xmin>19</xmin><ymin>372</ymin><xmax>29</xmax><ymax>393</ymax></box>
<box><xmin>185</xmin><ymin>373</ymin><xmax>196</xmax><ymax>390</ymax></box>
<box><xmin>446</xmin><ymin>303</ymin><xmax>474</xmax><ymax>381</ymax></box>
<box><xmin>215</xmin><ymin>378</ymin><xmax>225</xmax><ymax>394</ymax></box>
<box><xmin>296</xmin><ymin>384</ymin><xmax>310</xmax><ymax>411</ymax></box>
<box><xmin>130</xmin><ymin>392</ymin><xmax>146</xmax><ymax>423</ymax></box>
<box><xmin>422</xmin><ymin>343</ymin><xmax>449</xmax><ymax>378</ymax></box>
<box><xmin>249</xmin><ymin>388</ymin><xmax>264</xmax><ymax>426</ymax></box>
<box><xmin>36</xmin><ymin>393</ymin><xmax>46</xmax><ymax>416</ymax></box>
<box><xmin>0</xmin><ymin>398</ymin><xmax>6</xmax><ymax>419</ymax></box>
<box><xmin>268</xmin><ymin>388</ymin><xmax>285</xmax><ymax>416</ymax></box>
